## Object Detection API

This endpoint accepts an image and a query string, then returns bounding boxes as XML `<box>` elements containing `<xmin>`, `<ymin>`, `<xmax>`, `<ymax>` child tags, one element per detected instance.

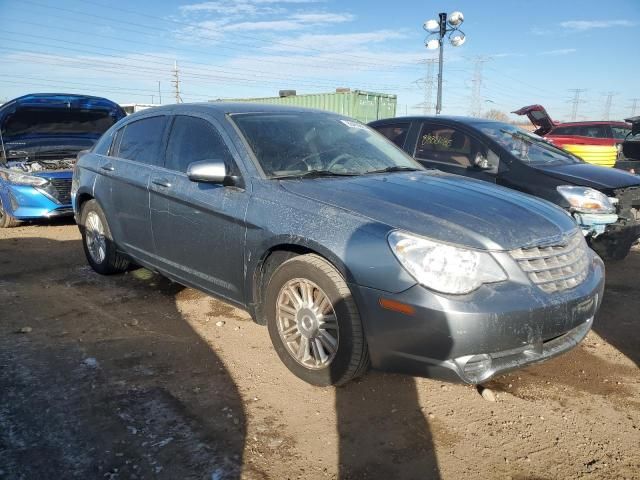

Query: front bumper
<box><xmin>0</xmin><ymin>182</ymin><xmax>73</xmax><ymax>219</ymax></box>
<box><xmin>352</xmin><ymin>252</ymin><xmax>605</xmax><ymax>384</ymax></box>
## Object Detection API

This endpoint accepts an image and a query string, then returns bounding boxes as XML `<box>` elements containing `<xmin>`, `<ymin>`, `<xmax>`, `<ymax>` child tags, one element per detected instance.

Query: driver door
<box><xmin>149</xmin><ymin>114</ymin><xmax>249</xmax><ymax>303</ymax></box>
<box><xmin>413</xmin><ymin>122</ymin><xmax>498</xmax><ymax>182</ymax></box>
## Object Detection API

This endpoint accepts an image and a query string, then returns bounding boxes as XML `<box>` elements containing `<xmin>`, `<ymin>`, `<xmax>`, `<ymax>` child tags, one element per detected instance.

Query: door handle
<box><xmin>152</xmin><ymin>178</ymin><xmax>172</xmax><ymax>188</ymax></box>
<box><xmin>100</xmin><ymin>163</ymin><xmax>114</xmax><ymax>171</ymax></box>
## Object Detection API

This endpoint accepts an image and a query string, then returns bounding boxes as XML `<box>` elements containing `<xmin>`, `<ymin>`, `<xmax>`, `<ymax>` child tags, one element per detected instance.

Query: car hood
<box><xmin>0</xmin><ymin>93</ymin><xmax>125</xmax><ymax>149</ymax></box>
<box><xmin>280</xmin><ymin>171</ymin><xmax>577</xmax><ymax>251</ymax></box>
<box><xmin>533</xmin><ymin>162</ymin><xmax>640</xmax><ymax>190</ymax></box>
<box><xmin>512</xmin><ymin>104</ymin><xmax>556</xmax><ymax>136</ymax></box>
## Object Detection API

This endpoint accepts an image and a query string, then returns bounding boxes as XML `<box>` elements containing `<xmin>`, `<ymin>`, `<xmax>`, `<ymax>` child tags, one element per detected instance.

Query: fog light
<box><xmin>459</xmin><ymin>354</ymin><xmax>493</xmax><ymax>383</ymax></box>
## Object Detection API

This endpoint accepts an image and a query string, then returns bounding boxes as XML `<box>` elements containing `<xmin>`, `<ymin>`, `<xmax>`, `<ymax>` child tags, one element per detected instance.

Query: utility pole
<box><xmin>158</xmin><ymin>81</ymin><xmax>162</xmax><ymax>105</ymax></box>
<box><xmin>568</xmin><ymin>89</ymin><xmax>586</xmax><ymax>121</ymax></box>
<box><xmin>602</xmin><ymin>91</ymin><xmax>617</xmax><ymax>120</ymax></box>
<box><xmin>172</xmin><ymin>61</ymin><xmax>182</xmax><ymax>104</ymax></box>
<box><xmin>470</xmin><ymin>56</ymin><xmax>490</xmax><ymax>117</ymax></box>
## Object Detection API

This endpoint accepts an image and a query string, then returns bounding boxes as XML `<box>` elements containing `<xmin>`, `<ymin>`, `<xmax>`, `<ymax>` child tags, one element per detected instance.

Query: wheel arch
<box><xmin>247</xmin><ymin>238</ymin><xmax>354</xmax><ymax>325</ymax></box>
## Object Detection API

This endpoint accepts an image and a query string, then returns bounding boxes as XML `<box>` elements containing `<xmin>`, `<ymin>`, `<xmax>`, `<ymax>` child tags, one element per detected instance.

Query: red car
<box><xmin>513</xmin><ymin>105</ymin><xmax>630</xmax><ymax>167</ymax></box>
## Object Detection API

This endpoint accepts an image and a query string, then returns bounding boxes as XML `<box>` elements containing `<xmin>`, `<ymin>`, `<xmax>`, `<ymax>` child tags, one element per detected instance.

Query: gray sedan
<box><xmin>72</xmin><ymin>103</ymin><xmax>604</xmax><ymax>386</ymax></box>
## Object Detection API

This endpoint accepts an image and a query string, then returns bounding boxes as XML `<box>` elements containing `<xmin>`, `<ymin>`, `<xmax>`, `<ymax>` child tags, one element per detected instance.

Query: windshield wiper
<box><xmin>364</xmin><ymin>166</ymin><xmax>422</xmax><ymax>175</ymax></box>
<box><xmin>272</xmin><ymin>169</ymin><xmax>360</xmax><ymax>179</ymax></box>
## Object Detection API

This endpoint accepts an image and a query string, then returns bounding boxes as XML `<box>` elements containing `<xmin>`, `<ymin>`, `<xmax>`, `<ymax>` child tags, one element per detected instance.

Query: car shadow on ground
<box><xmin>335</xmin><ymin>373</ymin><xmax>441</xmax><ymax>479</ymax></box>
<box><xmin>591</xmin><ymin>250</ymin><xmax>640</xmax><ymax>367</ymax></box>
<box><xmin>0</xmin><ymin>236</ymin><xmax>248</xmax><ymax>479</ymax></box>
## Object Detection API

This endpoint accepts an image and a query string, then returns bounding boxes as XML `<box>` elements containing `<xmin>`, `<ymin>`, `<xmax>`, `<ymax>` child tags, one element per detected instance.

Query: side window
<box><xmin>415</xmin><ymin>124</ymin><xmax>478</xmax><ymax>167</ymax></box>
<box><xmin>373</xmin><ymin>123</ymin><xmax>410</xmax><ymax>148</ymax></box>
<box><xmin>115</xmin><ymin>116</ymin><xmax>167</xmax><ymax>165</ymax></box>
<box><xmin>165</xmin><ymin>115</ymin><xmax>233</xmax><ymax>173</ymax></box>
<box><xmin>579</xmin><ymin>125</ymin><xmax>607</xmax><ymax>138</ymax></box>
<box><xmin>551</xmin><ymin>126</ymin><xmax>572</xmax><ymax>136</ymax></box>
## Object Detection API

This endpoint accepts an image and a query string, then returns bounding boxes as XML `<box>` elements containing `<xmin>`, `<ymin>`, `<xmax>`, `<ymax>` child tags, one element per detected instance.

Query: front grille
<box><xmin>510</xmin><ymin>232</ymin><xmax>590</xmax><ymax>294</ymax></box>
<box><xmin>48</xmin><ymin>178</ymin><xmax>72</xmax><ymax>205</ymax></box>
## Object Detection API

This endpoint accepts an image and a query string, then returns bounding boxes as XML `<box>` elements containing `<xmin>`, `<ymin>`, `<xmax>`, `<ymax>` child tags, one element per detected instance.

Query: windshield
<box><xmin>232</xmin><ymin>112</ymin><xmax>422</xmax><ymax>178</ymax></box>
<box><xmin>477</xmin><ymin>122</ymin><xmax>582</xmax><ymax>166</ymax></box>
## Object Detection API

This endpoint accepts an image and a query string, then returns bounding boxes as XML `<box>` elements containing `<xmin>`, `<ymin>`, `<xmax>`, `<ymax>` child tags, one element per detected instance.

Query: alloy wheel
<box><xmin>85</xmin><ymin>211</ymin><xmax>107</xmax><ymax>264</ymax></box>
<box><xmin>276</xmin><ymin>278</ymin><xmax>339</xmax><ymax>370</ymax></box>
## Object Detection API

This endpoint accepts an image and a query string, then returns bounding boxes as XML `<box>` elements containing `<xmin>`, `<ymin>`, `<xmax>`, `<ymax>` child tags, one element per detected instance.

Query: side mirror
<box><xmin>187</xmin><ymin>160</ymin><xmax>228</xmax><ymax>184</ymax></box>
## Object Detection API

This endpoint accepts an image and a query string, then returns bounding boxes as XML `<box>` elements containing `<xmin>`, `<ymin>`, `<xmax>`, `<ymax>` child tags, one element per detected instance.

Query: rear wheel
<box><xmin>0</xmin><ymin>198</ymin><xmax>20</xmax><ymax>228</ymax></box>
<box><xmin>265</xmin><ymin>254</ymin><xmax>369</xmax><ymax>386</ymax></box>
<box><xmin>79</xmin><ymin>199</ymin><xmax>129</xmax><ymax>274</ymax></box>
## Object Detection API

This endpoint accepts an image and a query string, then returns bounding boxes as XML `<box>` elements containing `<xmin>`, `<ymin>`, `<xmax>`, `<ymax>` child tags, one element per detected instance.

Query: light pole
<box><xmin>423</xmin><ymin>11</ymin><xmax>466</xmax><ymax>115</ymax></box>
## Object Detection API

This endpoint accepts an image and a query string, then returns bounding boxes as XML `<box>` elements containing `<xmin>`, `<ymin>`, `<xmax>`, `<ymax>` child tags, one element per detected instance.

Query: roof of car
<box><xmin>553</xmin><ymin>121</ymin><xmax>630</xmax><ymax>127</ymax></box>
<box><xmin>124</xmin><ymin>102</ymin><xmax>342</xmax><ymax>119</ymax></box>
<box><xmin>369</xmin><ymin>115</ymin><xmax>505</xmax><ymax>126</ymax></box>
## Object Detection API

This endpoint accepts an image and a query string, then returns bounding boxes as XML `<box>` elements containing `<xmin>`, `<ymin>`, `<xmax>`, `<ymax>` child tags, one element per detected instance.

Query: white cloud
<box><xmin>179</xmin><ymin>0</ymin><xmax>321</xmax><ymax>15</ymax></box>
<box><xmin>264</xmin><ymin>30</ymin><xmax>407</xmax><ymax>53</ymax></box>
<box><xmin>559</xmin><ymin>19</ymin><xmax>636</xmax><ymax>31</ymax></box>
<box><xmin>538</xmin><ymin>48</ymin><xmax>577</xmax><ymax>56</ymax></box>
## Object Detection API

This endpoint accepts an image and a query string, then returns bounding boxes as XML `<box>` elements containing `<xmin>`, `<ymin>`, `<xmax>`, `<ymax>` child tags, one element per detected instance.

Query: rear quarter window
<box><xmin>92</xmin><ymin>129</ymin><xmax>115</xmax><ymax>155</ymax></box>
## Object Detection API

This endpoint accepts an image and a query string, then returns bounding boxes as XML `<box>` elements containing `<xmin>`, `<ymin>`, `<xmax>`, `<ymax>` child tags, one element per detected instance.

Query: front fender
<box><xmin>243</xmin><ymin>186</ymin><xmax>417</xmax><ymax>311</ymax></box>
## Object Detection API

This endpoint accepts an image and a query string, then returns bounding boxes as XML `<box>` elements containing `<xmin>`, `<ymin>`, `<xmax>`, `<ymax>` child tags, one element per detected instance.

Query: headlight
<box><xmin>0</xmin><ymin>168</ymin><xmax>49</xmax><ymax>186</ymax></box>
<box><xmin>557</xmin><ymin>186</ymin><xmax>615</xmax><ymax>214</ymax></box>
<box><xmin>388</xmin><ymin>231</ymin><xmax>507</xmax><ymax>294</ymax></box>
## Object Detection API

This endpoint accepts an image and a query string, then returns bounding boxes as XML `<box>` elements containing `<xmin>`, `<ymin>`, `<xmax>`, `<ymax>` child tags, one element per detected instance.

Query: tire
<box><xmin>0</xmin><ymin>198</ymin><xmax>20</xmax><ymax>228</ymax></box>
<box><xmin>79</xmin><ymin>199</ymin><xmax>129</xmax><ymax>275</ymax></box>
<box><xmin>265</xmin><ymin>253</ymin><xmax>369</xmax><ymax>386</ymax></box>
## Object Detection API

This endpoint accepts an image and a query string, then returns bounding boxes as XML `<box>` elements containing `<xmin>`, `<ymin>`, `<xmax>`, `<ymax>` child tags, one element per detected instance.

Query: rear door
<box><xmin>107</xmin><ymin>115</ymin><xmax>169</xmax><ymax>261</ymax></box>
<box><xmin>149</xmin><ymin>113</ymin><xmax>249</xmax><ymax>303</ymax></box>
<box><xmin>413</xmin><ymin>122</ymin><xmax>498</xmax><ymax>182</ymax></box>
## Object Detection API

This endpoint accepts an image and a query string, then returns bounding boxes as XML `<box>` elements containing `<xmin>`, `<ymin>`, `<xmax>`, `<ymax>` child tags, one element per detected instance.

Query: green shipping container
<box><xmin>223</xmin><ymin>90</ymin><xmax>397</xmax><ymax>123</ymax></box>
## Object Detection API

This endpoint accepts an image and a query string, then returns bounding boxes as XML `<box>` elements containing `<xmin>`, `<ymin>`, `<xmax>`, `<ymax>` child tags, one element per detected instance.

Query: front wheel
<box><xmin>265</xmin><ymin>254</ymin><xmax>369</xmax><ymax>386</ymax></box>
<box><xmin>79</xmin><ymin>199</ymin><xmax>129</xmax><ymax>274</ymax></box>
<box><xmin>0</xmin><ymin>198</ymin><xmax>20</xmax><ymax>228</ymax></box>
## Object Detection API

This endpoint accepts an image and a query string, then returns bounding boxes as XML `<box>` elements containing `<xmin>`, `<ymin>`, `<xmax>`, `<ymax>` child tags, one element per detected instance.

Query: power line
<box><xmin>15</xmin><ymin>0</ymin><xmax>423</xmax><ymax>71</ymax></box>
<box><xmin>0</xmin><ymin>34</ymin><xmax>413</xmax><ymax>93</ymax></box>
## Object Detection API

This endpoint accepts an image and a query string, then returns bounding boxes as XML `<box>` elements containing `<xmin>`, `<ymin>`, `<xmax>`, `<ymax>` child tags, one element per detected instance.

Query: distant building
<box><xmin>120</xmin><ymin>103</ymin><xmax>156</xmax><ymax>115</ymax></box>
<box><xmin>217</xmin><ymin>89</ymin><xmax>397</xmax><ymax>123</ymax></box>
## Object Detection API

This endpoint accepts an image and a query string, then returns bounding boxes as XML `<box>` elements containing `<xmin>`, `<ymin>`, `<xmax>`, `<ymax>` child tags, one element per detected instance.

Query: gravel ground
<box><xmin>0</xmin><ymin>222</ymin><xmax>638</xmax><ymax>479</ymax></box>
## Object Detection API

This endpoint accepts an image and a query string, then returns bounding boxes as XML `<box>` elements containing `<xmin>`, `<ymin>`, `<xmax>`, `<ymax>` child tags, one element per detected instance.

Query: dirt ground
<box><xmin>0</xmin><ymin>222</ymin><xmax>638</xmax><ymax>480</ymax></box>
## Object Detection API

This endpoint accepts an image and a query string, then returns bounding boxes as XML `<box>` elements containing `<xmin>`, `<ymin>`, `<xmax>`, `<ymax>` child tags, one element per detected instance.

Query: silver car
<box><xmin>72</xmin><ymin>104</ymin><xmax>605</xmax><ymax>386</ymax></box>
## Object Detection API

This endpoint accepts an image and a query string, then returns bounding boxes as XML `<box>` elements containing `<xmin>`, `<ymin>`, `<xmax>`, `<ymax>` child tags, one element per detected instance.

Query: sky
<box><xmin>0</xmin><ymin>0</ymin><xmax>638</xmax><ymax>122</ymax></box>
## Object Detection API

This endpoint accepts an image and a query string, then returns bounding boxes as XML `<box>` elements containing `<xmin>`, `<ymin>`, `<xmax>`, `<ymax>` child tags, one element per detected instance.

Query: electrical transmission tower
<box><xmin>602</xmin><ymin>91</ymin><xmax>617</xmax><ymax>120</ymax></box>
<box><xmin>172</xmin><ymin>61</ymin><xmax>182</xmax><ymax>104</ymax></box>
<box><xmin>470</xmin><ymin>56</ymin><xmax>490</xmax><ymax>117</ymax></box>
<box><xmin>568</xmin><ymin>89</ymin><xmax>586</xmax><ymax>121</ymax></box>
<box><xmin>629</xmin><ymin>98</ymin><xmax>639</xmax><ymax>117</ymax></box>
<box><xmin>414</xmin><ymin>59</ymin><xmax>438</xmax><ymax>114</ymax></box>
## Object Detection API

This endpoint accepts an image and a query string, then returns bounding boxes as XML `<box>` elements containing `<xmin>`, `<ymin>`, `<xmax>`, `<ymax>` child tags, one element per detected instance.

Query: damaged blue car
<box><xmin>0</xmin><ymin>93</ymin><xmax>125</xmax><ymax>227</ymax></box>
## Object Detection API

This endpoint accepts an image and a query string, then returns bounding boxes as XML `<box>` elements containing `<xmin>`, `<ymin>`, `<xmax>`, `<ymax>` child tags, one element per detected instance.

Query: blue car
<box><xmin>0</xmin><ymin>93</ymin><xmax>125</xmax><ymax>227</ymax></box>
